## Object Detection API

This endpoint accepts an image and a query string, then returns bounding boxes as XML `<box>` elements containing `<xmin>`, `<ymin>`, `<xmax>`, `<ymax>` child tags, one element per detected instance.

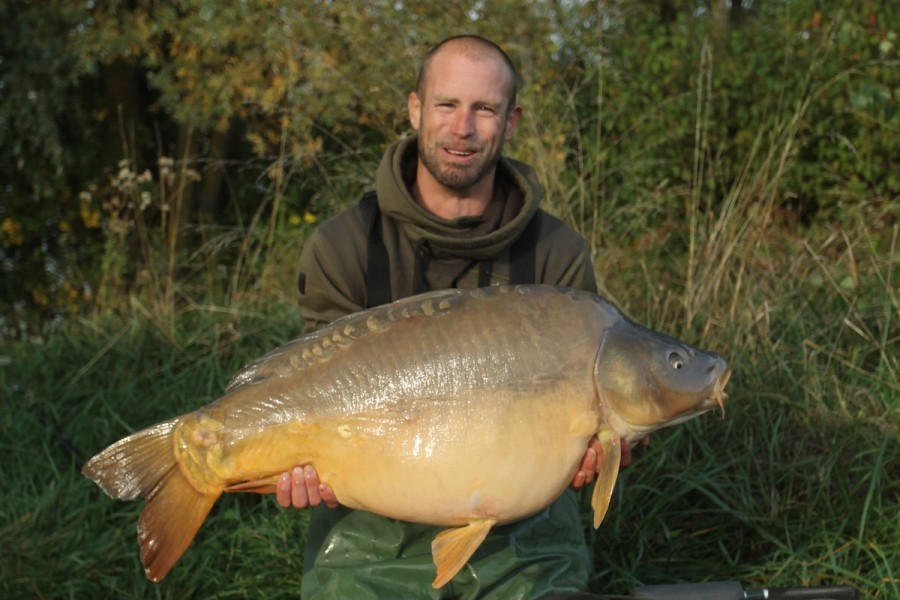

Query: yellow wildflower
<box><xmin>32</xmin><ymin>288</ymin><xmax>49</xmax><ymax>307</ymax></box>
<box><xmin>81</xmin><ymin>207</ymin><xmax>102</xmax><ymax>229</ymax></box>
<box><xmin>1</xmin><ymin>218</ymin><xmax>25</xmax><ymax>246</ymax></box>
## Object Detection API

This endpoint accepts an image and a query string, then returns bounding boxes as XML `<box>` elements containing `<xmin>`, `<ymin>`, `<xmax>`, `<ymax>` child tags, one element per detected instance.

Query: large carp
<box><xmin>83</xmin><ymin>285</ymin><xmax>730</xmax><ymax>588</ymax></box>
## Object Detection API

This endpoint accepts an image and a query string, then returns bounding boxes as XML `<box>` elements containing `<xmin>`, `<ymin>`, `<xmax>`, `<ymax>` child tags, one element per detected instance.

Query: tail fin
<box><xmin>82</xmin><ymin>419</ymin><xmax>220</xmax><ymax>581</ymax></box>
<box><xmin>137</xmin><ymin>465</ymin><xmax>218</xmax><ymax>581</ymax></box>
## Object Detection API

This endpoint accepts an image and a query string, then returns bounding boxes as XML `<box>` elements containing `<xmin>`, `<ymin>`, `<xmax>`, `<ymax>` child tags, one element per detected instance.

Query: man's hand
<box><xmin>275</xmin><ymin>465</ymin><xmax>339</xmax><ymax>509</ymax></box>
<box><xmin>570</xmin><ymin>436</ymin><xmax>649</xmax><ymax>491</ymax></box>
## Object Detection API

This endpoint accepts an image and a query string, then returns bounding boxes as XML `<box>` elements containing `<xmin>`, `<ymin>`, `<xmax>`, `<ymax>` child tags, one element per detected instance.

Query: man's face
<box><xmin>408</xmin><ymin>49</ymin><xmax>521</xmax><ymax>193</ymax></box>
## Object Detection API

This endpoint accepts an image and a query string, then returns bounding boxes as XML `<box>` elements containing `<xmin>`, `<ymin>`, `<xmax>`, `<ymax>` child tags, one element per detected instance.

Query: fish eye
<box><xmin>669</xmin><ymin>352</ymin><xmax>685</xmax><ymax>370</ymax></box>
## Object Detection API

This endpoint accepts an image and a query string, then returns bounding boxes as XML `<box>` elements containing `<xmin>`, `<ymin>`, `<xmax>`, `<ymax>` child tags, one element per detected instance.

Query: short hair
<box><xmin>415</xmin><ymin>35</ymin><xmax>521</xmax><ymax>110</ymax></box>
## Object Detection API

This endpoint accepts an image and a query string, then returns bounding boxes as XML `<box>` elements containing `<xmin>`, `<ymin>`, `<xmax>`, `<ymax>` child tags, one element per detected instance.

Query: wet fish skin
<box><xmin>82</xmin><ymin>284</ymin><xmax>730</xmax><ymax>588</ymax></box>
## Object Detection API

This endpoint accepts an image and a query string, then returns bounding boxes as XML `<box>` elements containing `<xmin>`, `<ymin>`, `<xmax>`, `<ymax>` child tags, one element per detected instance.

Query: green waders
<box><xmin>300</xmin><ymin>490</ymin><xmax>592</xmax><ymax>599</ymax></box>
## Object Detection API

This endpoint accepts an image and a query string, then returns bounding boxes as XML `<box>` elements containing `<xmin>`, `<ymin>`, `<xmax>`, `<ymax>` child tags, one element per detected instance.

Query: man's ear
<box><xmin>408</xmin><ymin>92</ymin><xmax>422</xmax><ymax>131</ymax></box>
<box><xmin>504</xmin><ymin>105</ymin><xmax>522</xmax><ymax>141</ymax></box>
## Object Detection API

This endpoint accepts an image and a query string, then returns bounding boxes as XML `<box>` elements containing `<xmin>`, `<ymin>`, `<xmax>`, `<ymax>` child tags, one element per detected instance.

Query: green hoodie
<box><xmin>296</xmin><ymin>136</ymin><xmax>596</xmax><ymax>330</ymax></box>
<box><xmin>295</xmin><ymin>136</ymin><xmax>597</xmax><ymax>598</ymax></box>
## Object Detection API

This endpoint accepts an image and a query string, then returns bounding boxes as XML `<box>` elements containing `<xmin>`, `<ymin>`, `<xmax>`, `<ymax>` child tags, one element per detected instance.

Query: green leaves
<box><xmin>2</xmin><ymin>0</ymin><xmax>896</xmax><ymax>339</ymax></box>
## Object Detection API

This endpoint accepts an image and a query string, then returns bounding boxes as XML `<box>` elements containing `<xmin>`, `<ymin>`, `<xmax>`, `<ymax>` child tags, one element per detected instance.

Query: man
<box><xmin>278</xmin><ymin>35</ymin><xmax>641</xmax><ymax>598</ymax></box>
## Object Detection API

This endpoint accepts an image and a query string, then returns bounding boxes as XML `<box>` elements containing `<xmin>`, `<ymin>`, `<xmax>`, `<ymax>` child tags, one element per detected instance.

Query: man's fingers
<box><xmin>571</xmin><ymin>442</ymin><xmax>599</xmax><ymax>490</ymax></box>
<box><xmin>304</xmin><ymin>465</ymin><xmax>322</xmax><ymax>506</ymax></box>
<box><xmin>275</xmin><ymin>465</ymin><xmax>339</xmax><ymax>510</ymax></box>
<box><xmin>276</xmin><ymin>471</ymin><xmax>292</xmax><ymax>508</ymax></box>
<box><xmin>618</xmin><ymin>436</ymin><xmax>649</xmax><ymax>468</ymax></box>
<box><xmin>320</xmin><ymin>484</ymin><xmax>339</xmax><ymax>508</ymax></box>
<box><xmin>291</xmin><ymin>466</ymin><xmax>310</xmax><ymax>509</ymax></box>
<box><xmin>620</xmin><ymin>438</ymin><xmax>633</xmax><ymax>467</ymax></box>
<box><xmin>582</xmin><ymin>446</ymin><xmax>597</xmax><ymax>483</ymax></box>
<box><xmin>571</xmin><ymin>470</ymin><xmax>587</xmax><ymax>491</ymax></box>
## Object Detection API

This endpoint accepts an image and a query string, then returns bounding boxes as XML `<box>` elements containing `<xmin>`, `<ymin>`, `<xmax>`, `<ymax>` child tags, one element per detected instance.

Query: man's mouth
<box><xmin>444</xmin><ymin>147</ymin><xmax>477</xmax><ymax>158</ymax></box>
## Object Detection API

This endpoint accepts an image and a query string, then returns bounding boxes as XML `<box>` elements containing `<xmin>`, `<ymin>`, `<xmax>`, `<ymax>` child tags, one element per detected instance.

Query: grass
<box><xmin>1</xmin><ymin>304</ymin><xmax>315</xmax><ymax>599</ymax></box>
<box><xmin>2</xmin><ymin>209</ymin><xmax>896</xmax><ymax>598</ymax></box>
<box><xmin>584</xmin><ymin>194</ymin><xmax>899</xmax><ymax>597</ymax></box>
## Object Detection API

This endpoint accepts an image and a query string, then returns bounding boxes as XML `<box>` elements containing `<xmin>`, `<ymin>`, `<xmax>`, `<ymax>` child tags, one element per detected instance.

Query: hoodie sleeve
<box><xmin>532</xmin><ymin>211</ymin><xmax>598</xmax><ymax>294</ymax></box>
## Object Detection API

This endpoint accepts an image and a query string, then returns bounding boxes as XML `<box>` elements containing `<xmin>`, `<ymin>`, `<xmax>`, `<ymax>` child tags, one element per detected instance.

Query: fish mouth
<box><xmin>711</xmin><ymin>367</ymin><xmax>732</xmax><ymax>416</ymax></box>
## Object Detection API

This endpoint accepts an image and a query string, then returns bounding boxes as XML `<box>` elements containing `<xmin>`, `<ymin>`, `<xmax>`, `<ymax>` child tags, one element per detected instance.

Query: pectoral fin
<box><xmin>431</xmin><ymin>518</ymin><xmax>496</xmax><ymax>588</ymax></box>
<box><xmin>591</xmin><ymin>425</ymin><xmax>621</xmax><ymax>528</ymax></box>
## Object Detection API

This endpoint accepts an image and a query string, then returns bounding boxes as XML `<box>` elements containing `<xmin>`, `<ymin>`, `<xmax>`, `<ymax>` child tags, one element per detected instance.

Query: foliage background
<box><xmin>1</xmin><ymin>0</ymin><xmax>897</xmax><ymax>598</ymax></box>
<box><xmin>1</xmin><ymin>0</ymin><xmax>895</xmax><ymax>337</ymax></box>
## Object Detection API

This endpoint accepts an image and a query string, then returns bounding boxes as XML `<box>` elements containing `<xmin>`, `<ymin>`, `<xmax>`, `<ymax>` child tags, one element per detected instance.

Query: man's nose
<box><xmin>452</xmin><ymin>109</ymin><xmax>475</xmax><ymax>137</ymax></box>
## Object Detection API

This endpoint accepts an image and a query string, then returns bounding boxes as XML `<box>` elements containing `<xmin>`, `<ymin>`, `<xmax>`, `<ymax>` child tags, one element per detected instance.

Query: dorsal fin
<box><xmin>225</xmin><ymin>288</ymin><xmax>468</xmax><ymax>392</ymax></box>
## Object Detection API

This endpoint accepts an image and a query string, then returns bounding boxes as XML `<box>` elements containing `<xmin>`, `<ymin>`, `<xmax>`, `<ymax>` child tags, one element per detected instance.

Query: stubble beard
<box><xmin>418</xmin><ymin>138</ymin><xmax>503</xmax><ymax>192</ymax></box>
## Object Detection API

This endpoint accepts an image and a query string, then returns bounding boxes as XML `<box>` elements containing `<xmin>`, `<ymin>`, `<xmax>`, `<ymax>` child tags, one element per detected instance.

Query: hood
<box><xmin>374</xmin><ymin>136</ymin><xmax>543</xmax><ymax>260</ymax></box>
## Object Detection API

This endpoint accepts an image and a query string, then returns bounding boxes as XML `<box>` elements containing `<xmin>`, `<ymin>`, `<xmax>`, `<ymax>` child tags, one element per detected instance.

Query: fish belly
<box><xmin>302</xmin><ymin>385</ymin><xmax>600</xmax><ymax>526</ymax></box>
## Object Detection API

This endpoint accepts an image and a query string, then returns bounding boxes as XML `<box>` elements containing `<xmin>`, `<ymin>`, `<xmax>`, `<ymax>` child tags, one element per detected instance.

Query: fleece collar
<box><xmin>374</xmin><ymin>136</ymin><xmax>543</xmax><ymax>260</ymax></box>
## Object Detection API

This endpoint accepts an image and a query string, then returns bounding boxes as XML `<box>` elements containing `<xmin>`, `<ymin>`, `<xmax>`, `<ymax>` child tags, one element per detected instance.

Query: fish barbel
<box><xmin>82</xmin><ymin>285</ymin><xmax>730</xmax><ymax>588</ymax></box>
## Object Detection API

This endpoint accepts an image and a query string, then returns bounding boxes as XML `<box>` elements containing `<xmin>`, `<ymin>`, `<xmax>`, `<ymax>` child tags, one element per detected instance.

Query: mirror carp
<box><xmin>83</xmin><ymin>284</ymin><xmax>730</xmax><ymax>588</ymax></box>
